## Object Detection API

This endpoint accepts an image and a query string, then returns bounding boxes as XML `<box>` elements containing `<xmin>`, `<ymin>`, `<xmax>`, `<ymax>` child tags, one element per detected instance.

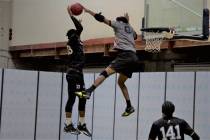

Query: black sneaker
<box><xmin>64</xmin><ymin>123</ymin><xmax>81</xmax><ymax>135</ymax></box>
<box><xmin>121</xmin><ymin>106</ymin><xmax>135</xmax><ymax>117</ymax></box>
<box><xmin>77</xmin><ymin>123</ymin><xmax>92</xmax><ymax>137</ymax></box>
<box><xmin>75</xmin><ymin>91</ymin><xmax>91</xmax><ymax>99</ymax></box>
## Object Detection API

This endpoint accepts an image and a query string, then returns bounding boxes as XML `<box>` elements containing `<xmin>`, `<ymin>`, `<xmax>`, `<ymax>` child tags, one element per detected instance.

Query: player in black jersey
<box><xmin>148</xmin><ymin>101</ymin><xmax>199</xmax><ymax>140</ymax></box>
<box><xmin>63</xmin><ymin>8</ymin><xmax>91</xmax><ymax>137</ymax></box>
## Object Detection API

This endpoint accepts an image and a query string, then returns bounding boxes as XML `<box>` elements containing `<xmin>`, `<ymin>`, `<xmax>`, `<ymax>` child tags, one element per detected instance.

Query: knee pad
<box><xmin>100</xmin><ymin>70</ymin><xmax>109</xmax><ymax>78</ymax></box>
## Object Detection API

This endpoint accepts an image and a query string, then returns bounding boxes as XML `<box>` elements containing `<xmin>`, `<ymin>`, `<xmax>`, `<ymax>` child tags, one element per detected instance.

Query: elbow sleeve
<box><xmin>94</xmin><ymin>13</ymin><xmax>105</xmax><ymax>22</ymax></box>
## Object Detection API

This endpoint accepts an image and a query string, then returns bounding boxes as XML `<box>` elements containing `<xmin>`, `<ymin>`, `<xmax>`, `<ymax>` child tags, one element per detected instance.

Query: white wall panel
<box><xmin>0</xmin><ymin>68</ymin><xmax>2</xmax><ymax>130</ymax></box>
<box><xmin>0</xmin><ymin>69</ymin><xmax>37</xmax><ymax>140</ymax></box>
<box><xmin>92</xmin><ymin>73</ymin><xmax>115</xmax><ymax>140</ymax></box>
<box><xmin>138</xmin><ymin>72</ymin><xmax>165</xmax><ymax>140</ymax></box>
<box><xmin>166</xmin><ymin>72</ymin><xmax>195</xmax><ymax>140</ymax></box>
<box><xmin>166</xmin><ymin>72</ymin><xmax>194</xmax><ymax>122</ymax></box>
<box><xmin>36</xmin><ymin>71</ymin><xmax>62</xmax><ymax>140</ymax></box>
<box><xmin>0</xmin><ymin>70</ymin><xmax>209</xmax><ymax>140</ymax></box>
<box><xmin>78</xmin><ymin>73</ymin><xmax>94</xmax><ymax>140</ymax></box>
<box><xmin>194</xmin><ymin>72</ymin><xmax>210</xmax><ymax>140</ymax></box>
<box><xmin>0</xmin><ymin>69</ymin><xmax>2</xmax><ymax>115</ymax></box>
<box><xmin>114</xmin><ymin>73</ymin><xmax>139</xmax><ymax>140</ymax></box>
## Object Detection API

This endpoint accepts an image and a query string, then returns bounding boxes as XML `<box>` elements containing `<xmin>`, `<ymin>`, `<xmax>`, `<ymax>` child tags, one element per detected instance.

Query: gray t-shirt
<box><xmin>111</xmin><ymin>20</ymin><xmax>136</xmax><ymax>52</ymax></box>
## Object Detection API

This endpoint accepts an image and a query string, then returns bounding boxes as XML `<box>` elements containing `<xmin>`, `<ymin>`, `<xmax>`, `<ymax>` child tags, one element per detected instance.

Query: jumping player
<box><xmin>63</xmin><ymin>7</ymin><xmax>91</xmax><ymax>137</ymax></box>
<box><xmin>76</xmin><ymin>7</ymin><xmax>139</xmax><ymax>117</ymax></box>
<box><xmin>148</xmin><ymin>101</ymin><xmax>200</xmax><ymax>140</ymax></box>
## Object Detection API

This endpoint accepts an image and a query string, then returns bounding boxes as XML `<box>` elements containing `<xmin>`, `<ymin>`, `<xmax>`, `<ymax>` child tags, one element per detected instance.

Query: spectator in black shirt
<box><xmin>148</xmin><ymin>101</ymin><xmax>199</xmax><ymax>140</ymax></box>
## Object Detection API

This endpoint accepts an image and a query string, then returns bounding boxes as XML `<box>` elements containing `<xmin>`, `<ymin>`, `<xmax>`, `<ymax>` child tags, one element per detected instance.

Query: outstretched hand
<box><xmin>67</xmin><ymin>6</ymin><xmax>73</xmax><ymax>16</ymax></box>
<box><xmin>82</xmin><ymin>6</ymin><xmax>109</xmax><ymax>25</ymax></box>
<box><xmin>124</xmin><ymin>12</ymin><xmax>129</xmax><ymax>23</ymax></box>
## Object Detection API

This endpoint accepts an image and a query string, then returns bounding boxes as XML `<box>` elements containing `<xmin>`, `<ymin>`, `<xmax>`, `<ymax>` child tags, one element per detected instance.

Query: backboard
<box><xmin>143</xmin><ymin>0</ymin><xmax>209</xmax><ymax>39</ymax></box>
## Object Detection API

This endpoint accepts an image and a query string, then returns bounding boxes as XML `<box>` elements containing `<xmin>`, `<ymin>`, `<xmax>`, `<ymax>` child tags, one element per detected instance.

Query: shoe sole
<box><xmin>64</xmin><ymin>131</ymin><xmax>81</xmax><ymax>135</ymax></box>
<box><xmin>121</xmin><ymin>109</ymin><xmax>135</xmax><ymax>117</ymax></box>
<box><xmin>79</xmin><ymin>130</ymin><xmax>92</xmax><ymax>137</ymax></box>
<box><xmin>64</xmin><ymin>129</ymin><xmax>81</xmax><ymax>135</ymax></box>
<box><xmin>70</xmin><ymin>131</ymin><xmax>81</xmax><ymax>135</ymax></box>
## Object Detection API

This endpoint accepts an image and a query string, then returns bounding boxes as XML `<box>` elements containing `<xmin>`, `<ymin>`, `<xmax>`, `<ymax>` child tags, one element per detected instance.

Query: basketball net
<box><xmin>143</xmin><ymin>32</ymin><xmax>165</xmax><ymax>53</ymax></box>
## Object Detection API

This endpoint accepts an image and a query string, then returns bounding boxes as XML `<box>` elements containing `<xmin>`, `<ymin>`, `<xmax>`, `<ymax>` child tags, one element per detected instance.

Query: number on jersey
<box><xmin>160</xmin><ymin>125</ymin><xmax>181</xmax><ymax>140</ymax></box>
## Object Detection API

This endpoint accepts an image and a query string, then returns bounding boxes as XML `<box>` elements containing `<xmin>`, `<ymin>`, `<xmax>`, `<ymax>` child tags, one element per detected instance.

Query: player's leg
<box><xmin>94</xmin><ymin>66</ymin><xmax>115</xmax><ymax>86</ymax></box>
<box><xmin>76</xmin><ymin>74</ymin><xmax>92</xmax><ymax>137</ymax></box>
<box><xmin>76</xmin><ymin>66</ymin><xmax>115</xmax><ymax>99</ymax></box>
<box><xmin>118</xmin><ymin>73</ymin><xmax>135</xmax><ymax>117</ymax></box>
<box><xmin>118</xmin><ymin>74</ymin><xmax>130</xmax><ymax>100</ymax></box>
<box><xmin>78</xmin><ymin>98</ymin><xmax>92</xmax><ymax>137</ymax></box>
<box><xmin>64</xmin><ymin>73</ymin><xmax>80</xmax><ymax>134</ymax></box>
<box><xmin>111</xmin><ymin>51</ymin><xmax>136</xmax><ymax>116</ymax></box>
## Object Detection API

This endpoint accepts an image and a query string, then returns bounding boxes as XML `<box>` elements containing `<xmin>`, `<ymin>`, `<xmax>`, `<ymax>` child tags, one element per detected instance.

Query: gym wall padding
<box><xmin>0</xmin><ymin>69</ymin><xmax>209</xmax><ymax>140</ymax></box>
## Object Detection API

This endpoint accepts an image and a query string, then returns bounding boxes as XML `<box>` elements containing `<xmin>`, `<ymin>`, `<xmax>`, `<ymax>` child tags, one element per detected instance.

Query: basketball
<box><xmin>69</xmin><ymin>3</ymin><xmax>83</xmax><ymax>16</ymax></box>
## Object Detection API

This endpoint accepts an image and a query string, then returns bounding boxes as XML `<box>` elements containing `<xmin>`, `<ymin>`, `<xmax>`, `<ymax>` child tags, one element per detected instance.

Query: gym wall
<box><xmin>11</xmin><ymin>0</ymin><xmax>144</xmax><ymax>46</ymax></box>
<box><xmin>0</xmin><ymin>69</ymin><xmax>210</xmax><ymax>140</ymax></box>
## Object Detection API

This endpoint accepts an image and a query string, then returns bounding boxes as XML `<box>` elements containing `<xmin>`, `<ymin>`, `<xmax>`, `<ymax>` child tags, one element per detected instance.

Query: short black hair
<box><xmin>162</xmin><ymin>101</ymin><xmax>175</xmax><ymax>117</ymax></box>
<box><xmin>116</xmin><ymin>16</ymin><xmax>128</xmax><ymax>23</ymax></box>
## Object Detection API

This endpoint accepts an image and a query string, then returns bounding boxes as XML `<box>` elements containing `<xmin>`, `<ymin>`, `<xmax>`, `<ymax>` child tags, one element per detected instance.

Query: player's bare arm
<box><xmin>83</xmin><ymin>7</ymin><xmax>111</xmax><ymax>26</ymax></box>
<box><xmin>67</xmin><ymin>6</ymin><xmax>73</xmax><ymax>16</ymax></box>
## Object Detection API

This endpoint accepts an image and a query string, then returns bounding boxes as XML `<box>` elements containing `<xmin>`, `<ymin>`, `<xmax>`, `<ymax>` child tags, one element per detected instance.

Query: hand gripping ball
<box><xmin>69</xmin><ymin>3</ymin><xmax>83</xmax><ymax>16</ymax></box>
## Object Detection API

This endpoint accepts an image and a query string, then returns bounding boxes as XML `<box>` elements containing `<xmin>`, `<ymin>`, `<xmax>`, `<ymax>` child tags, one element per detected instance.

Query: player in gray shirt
<box><xmin>76</xmin><ymin>7</ymin><xmax>139</xmax><ymax>117</ymax></box>
<box><xmin>112</xmin><ymin>19</ymin><xmax>136</xmax><ymax>53</ymax></box>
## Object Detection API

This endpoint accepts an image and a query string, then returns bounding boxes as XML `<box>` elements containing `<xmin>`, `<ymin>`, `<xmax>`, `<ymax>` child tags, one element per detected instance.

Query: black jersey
<box><xmin>66</xmin><ymin>16</ymin><xmax>85</xmax><ymax>72</ymax></box>
<box><xmin>148</xmin><ymin>117</ymin><xmax>195</xmax><ymax>140</ymax></box>
<box><xmin>66</xmin><ymin>40</ymin><xmax>85</xmax><ymax>72</ymax></box>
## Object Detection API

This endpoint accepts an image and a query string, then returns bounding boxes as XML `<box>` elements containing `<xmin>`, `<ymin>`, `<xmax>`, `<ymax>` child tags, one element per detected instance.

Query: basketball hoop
<box><xmin>141</xmin><ymin>27</ymin><xmax>173</xmax><ymax>53</ymax></box>
<box><xmin>143</xmin><ymin>32</ymin><xmax>165</xmax><ymax>53</ymax></box>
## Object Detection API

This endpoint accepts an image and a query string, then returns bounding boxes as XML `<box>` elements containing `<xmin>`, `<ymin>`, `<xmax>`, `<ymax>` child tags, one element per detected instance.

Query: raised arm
<box><xmin>83</xmin><ymin>7</ymin><xmax>111</xmax><ymax>26</ymax></box>
<box><xmin>67</xmin><ymin>6</ymin><xmax>83</xmax><ymax>35</ymax></box>
<box><xmin>124</xmin><ymin>12</ymin><xmax>129</xmax><ymax>23</ymax></box>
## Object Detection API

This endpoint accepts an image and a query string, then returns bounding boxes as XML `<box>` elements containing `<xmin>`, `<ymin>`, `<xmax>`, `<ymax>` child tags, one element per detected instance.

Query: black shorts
<box><xmin>66</xmin><ymin>69</ymin><xmax>85</xmax><ymax>93</ymax></box>
<box><xmin>65</xmin><ymin>69</ymin><xmax>86</xmax><ymax>112</ymax></box>
<box><xmin>110</xmin><ymin>50</ymin><xmax>138</xmax><ymax>78</ymax></box>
